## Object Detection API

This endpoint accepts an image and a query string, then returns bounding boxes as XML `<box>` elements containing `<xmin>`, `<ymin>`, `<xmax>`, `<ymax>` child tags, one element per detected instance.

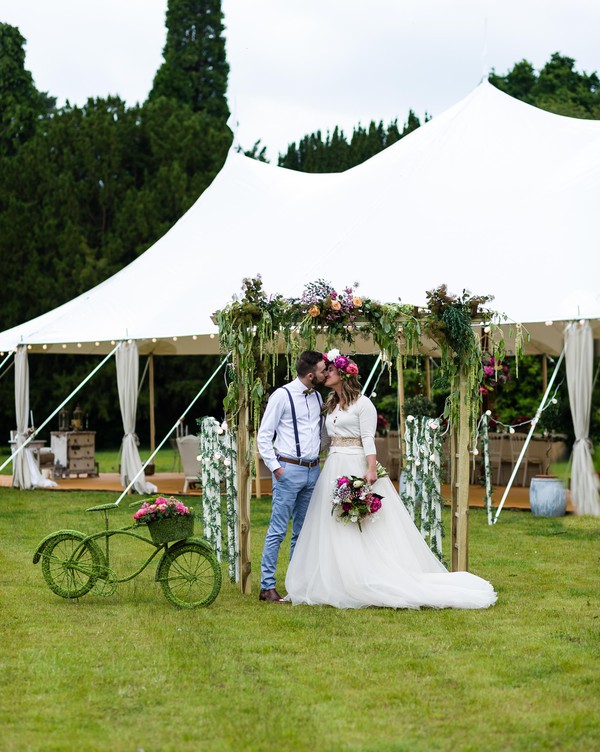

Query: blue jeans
<box><xmin>260</xmin><ymin>461</ymin><xmax>320</xmax><ymax>590</ymax></box>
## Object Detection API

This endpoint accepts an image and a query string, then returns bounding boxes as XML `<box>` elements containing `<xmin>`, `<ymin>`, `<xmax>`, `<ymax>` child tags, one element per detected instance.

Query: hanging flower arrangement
<box><xmin>295</xmin><ymin>279</ymin><xmax>363</xmax><ymax>344</ymax></box>
<box><xmin>214</xmin><ymin>278</ymin><xmax>524</xmax><ymax>446</ymax></box>
<box><xmin>479</xmin><ymin>352</ymin><xmax>510</xmax><ymax>395</ymax></box>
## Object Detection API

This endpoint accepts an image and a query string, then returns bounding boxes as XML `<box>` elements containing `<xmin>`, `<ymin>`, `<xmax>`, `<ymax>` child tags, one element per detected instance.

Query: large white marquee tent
<box><xmin>1</xmin><ymin>81</ymin><xmax>599</xmax><ymax>512</ymax></box>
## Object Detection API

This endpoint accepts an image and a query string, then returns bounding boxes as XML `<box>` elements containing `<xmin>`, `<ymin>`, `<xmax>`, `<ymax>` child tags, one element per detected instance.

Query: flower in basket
<box><xmin>331</xmin><ymin>475</ymin><xmax>383</xmax><ymax>531</ymax></box>
<box><xmin>133</xmin><ymin>496</ymin><xmax>193</xmax><ymax>525</ymax></box>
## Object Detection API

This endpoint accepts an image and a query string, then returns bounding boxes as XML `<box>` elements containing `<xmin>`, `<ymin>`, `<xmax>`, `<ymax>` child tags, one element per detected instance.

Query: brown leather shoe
<box><xmin>259</xmin><ymin>588</ymin><xmax>286</xmax><ymax>603</ymax></box>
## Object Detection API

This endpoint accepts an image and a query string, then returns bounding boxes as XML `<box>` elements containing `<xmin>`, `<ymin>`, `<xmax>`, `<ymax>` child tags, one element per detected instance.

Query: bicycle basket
<box><xmin>147</xmin><ymin>515</ymin><xmax>194</xmax><ymax>545</ymax></box>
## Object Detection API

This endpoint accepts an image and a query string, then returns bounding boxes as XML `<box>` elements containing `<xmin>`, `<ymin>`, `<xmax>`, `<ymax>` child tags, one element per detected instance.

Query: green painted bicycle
<box><xmin>33</xmin><ymin>502</ymin><xmax>221</xmax><ymax>609</ymax></box>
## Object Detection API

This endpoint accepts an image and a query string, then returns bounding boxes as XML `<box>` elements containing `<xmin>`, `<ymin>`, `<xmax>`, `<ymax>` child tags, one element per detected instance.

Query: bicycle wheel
<box><xmin>40</xmin><ymin>532</ymin><xmax>103</xmax><ymax>599</ymax></box>
<box><xmin>158</xmin><ymin>543</ymin><xmax>221</xmax><ymax>609</ymax></box>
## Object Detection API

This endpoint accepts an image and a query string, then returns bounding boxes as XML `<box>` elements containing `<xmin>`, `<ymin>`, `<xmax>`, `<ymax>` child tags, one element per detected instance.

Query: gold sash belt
<box><xmin>330</xmin><ymin>437</ymin><xmax>363</xmax><ymax>447</ymax></box>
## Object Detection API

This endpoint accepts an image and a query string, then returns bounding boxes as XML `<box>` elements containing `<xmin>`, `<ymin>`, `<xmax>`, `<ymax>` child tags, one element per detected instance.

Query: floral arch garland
<box><xmin>214</xmin><ymin>277</ymin><xmax>523</xmax><ymax>591</ymax></box>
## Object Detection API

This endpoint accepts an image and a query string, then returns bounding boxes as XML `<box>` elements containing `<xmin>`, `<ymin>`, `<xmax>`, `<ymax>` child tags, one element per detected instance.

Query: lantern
<box><xmin>59</xmin><ymin>407</ymin><xmax>70</xmax><ymax>432</ymax></box>
<box><xmin>72</xmin><ymin>405</ymin><xmax>83</xmax><ymax>431</ymax></box>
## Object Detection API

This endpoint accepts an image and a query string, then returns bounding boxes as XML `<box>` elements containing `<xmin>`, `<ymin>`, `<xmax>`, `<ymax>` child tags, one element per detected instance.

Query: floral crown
<box><xmin>323</xmin><ymin>349</ymin><xmax>359</xmax><ymax>379</ymax></box>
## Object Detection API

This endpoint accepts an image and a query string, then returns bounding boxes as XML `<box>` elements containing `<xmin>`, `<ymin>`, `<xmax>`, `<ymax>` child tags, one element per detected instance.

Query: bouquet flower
<box><xmin>331</xmin><ymin>475</ymin><xmax>383</xmax><ymax>531</ymax></box>
<box><xmin>133</xmin><ymin>496</ymin><xmax>193</xmax><ymax>525</ymax></box>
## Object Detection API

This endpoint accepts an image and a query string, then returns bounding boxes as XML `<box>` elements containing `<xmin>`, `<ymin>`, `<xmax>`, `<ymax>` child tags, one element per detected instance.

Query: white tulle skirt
<box><xmin>285</xmin><ymin>449</ymin><xmax>497</xmax><ymax>610</ymax></box>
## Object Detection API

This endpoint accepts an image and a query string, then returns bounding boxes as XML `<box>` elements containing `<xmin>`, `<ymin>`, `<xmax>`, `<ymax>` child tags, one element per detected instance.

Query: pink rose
<box><xmin>346</xmin><ymin>363</ymin><xmax>359</xmax><ymax>376</ymax></box>
<box><xmin>483</xmin><ymin>366</ymin><xmax>495</xmax><ymax>377</ymax></box>
<box><xmin>337</xmin><ymin>476</ymin><xmax>350</xmax><ymax>487</ymax></box>
<box><xmin>369</xmin><ymin>497</ymin><xmax>382</xmax><ymax>513</ymax></box>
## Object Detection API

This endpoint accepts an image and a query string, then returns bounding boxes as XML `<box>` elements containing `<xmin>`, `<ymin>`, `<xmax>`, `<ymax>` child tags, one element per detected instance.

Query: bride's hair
<box><xmin>325</xmin><ymin>364</ymin><xmax>361</xmax><ymax>413</ymax></box>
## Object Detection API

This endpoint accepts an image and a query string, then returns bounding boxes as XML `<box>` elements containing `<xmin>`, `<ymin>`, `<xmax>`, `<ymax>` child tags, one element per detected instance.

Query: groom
<box><xmin>257</xmin><ymin>350</ymin><xmax>328</xmax><ymax>602</ymax></box>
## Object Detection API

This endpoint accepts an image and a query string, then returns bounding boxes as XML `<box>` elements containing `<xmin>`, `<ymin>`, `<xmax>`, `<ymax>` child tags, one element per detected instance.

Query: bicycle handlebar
<box><xmin>86</xmin><ymin>503</ymin><xmax>120</xmax><ymax>513</ymax></box>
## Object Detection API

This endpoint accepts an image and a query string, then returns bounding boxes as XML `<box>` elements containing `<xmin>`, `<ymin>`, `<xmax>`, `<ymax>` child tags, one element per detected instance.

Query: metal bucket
<box><xmin>529</xmin><ymin>476</ymin><xmax>567</xmax><ymax>517</ymax></box>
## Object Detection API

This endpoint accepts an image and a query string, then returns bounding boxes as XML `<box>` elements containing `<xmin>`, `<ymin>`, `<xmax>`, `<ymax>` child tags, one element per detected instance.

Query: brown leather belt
<box><xmin>277</xmin><ymin>455</ymin><xmax>319</xmax><ymax>468</ymax></box>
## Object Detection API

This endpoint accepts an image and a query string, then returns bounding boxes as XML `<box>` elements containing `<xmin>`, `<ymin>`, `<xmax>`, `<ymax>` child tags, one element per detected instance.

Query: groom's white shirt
<box><xmin>257</xmin><ymin>377</ymin><xmax>323</xmax><ymax>472</ymax></box>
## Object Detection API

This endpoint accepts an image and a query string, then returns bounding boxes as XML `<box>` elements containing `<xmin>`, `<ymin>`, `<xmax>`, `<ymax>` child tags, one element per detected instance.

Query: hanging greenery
<box><xmin>198</xmin><ymin>416</ymin><xmax>239</xmax><ymax>583</ymax></box>
<box><xmin>401</xmin><ymin>414</ymin><xmax>445</xmax><ymax>561</ymax></box>
<box><xmin>214</xmin><ymin>278</ymin><xmax>523</xmax><ymax>449</ymax></box>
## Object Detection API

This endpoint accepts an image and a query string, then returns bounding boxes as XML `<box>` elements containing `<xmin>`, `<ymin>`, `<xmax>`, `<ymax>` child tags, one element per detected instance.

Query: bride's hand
<box><xmin>364</xmin><ymin>468</ymin><xmax>377</xmax><ymax>485</ymax></box>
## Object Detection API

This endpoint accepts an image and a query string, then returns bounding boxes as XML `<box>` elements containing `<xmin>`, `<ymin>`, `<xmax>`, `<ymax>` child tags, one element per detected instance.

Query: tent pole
<box><xmin>361</xmin><ymin>353</ymin><xmax>382</xmax><ymax>395</ymax></box>
<box><xmin>0</xmin><ymin>343</ymin><xmax>121</xmax><ymax>473</ymax></box>
<box><xmin>493</xmin><ymin>349</ymin><xmax>565</xmax><ymax>523</ymax></box>
<box><xmin>0</xmin><ymin>350</ymin><xmax>14</xmax><ymax>378</ymax></box>
<box><xmin>149</xmin><ymin>354</ymin><xmax>155</xmax><ymax>454</ymax></box>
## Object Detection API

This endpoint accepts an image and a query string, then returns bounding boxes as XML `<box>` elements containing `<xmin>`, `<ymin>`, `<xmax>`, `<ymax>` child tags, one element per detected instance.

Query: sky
<box><xmin>1</xmin><ymin>0</ymin><xmax>599</xmax><ymax>160</ymax></box>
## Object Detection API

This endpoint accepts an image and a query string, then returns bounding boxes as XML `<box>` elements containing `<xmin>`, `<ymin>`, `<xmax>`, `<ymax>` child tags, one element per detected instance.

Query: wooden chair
<box><xmin>176</xmin><ymin>435</ymin><xmax>201</xmax><ymax>493</ymax></box>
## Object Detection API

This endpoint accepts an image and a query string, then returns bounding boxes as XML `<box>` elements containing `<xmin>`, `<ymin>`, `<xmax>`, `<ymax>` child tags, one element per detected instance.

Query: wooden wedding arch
<box><xmin>214</xmin><ymin>279</ymin><xmax>520</xmax><ymax>593</ymax></box>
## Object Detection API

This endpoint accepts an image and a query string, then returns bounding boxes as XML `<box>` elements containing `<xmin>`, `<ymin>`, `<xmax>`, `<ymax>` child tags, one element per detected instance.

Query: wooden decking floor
<box><xmin>0</xmin><ymin>472</ymin><xmax>574</xmax><ymax>512</ymax></box>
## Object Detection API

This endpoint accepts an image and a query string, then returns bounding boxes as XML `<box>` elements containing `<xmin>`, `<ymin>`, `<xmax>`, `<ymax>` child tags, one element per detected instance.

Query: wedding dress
<box><xmin>285</xmin><ymin>395</ymin><xmax>497</xmax><ymax>609</ymax></box>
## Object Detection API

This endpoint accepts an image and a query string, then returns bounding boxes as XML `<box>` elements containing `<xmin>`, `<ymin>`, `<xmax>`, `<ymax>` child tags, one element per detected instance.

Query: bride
<box><xmin>285</xmin><ymin>351</ymin><xmax>497</xmax><ymax>610</ymax></box>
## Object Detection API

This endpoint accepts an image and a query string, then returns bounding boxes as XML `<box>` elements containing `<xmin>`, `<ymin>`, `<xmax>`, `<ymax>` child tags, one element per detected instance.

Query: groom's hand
<box><xmin>274</xmin><ymin>467</ymin><xmax>285</xmax><ymax>480</ymax></box>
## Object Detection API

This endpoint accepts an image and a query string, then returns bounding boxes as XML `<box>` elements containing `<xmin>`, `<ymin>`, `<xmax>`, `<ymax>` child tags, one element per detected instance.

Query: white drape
<box><xmin>13</xmin><ymin>347</ymin><xmax>57</xmax><ymax>489</ymax></box>
<box><xmin>565</xmin><ymin>321</ymin><xmax>600</xmax><ymax>516</ymax></box>
<box><xmin>116</xmin><ymin>341</ymin><xmax>157</xmax><ymax>495</ymax></box>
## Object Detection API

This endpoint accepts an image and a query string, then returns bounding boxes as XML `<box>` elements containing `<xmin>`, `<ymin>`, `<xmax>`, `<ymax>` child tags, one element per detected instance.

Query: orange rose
<box><xmin>308</xmin><ymin>305</ymin><xmax>320</xmax><ymax>317</ymax></box>
<box><xmin>352</xmin><ymin>297</ymin><xmax>363</xmax><ymax>307</ymax></box>
<box><xmin>331</xmin><ymin>300</ymin><xmax>342</xmax><ymax>311</ymax></box>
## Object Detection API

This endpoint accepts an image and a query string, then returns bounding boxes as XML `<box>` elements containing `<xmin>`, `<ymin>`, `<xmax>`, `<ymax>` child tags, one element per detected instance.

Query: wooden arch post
<box><xmin>450</xmin><ymin>368</ymin><xmax>471</xmax><ymax>571</ymax></box>
<box><xmin>236</xmin><ymin>376</ymin><xmax>253</xmax><ymax>594</ymax></box>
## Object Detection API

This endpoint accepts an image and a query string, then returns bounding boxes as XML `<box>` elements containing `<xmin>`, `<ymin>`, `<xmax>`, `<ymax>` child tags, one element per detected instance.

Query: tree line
<box><xmin>0</xmin><ymin>0</ymin><xmax>598</xmax><ymax>447</ymax></box>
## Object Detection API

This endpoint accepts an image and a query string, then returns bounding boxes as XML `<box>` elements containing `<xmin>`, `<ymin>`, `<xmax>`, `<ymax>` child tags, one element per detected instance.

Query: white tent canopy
<box><xmin>1</xmin><ymin>80</ymin><xmax>599</xmax><ymax>358</ymax></box>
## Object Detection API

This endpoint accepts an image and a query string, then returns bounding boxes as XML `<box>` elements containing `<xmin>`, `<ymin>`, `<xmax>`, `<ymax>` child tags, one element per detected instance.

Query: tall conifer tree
<box><xmin>149</xmin><ymin>0</ymin><xmax>229</xmax><ymax>120</ymax></box>
<box><xmin>0</xmin><ymin>23</ymin><xmax>55</xmax><ymax>157</ymax></box>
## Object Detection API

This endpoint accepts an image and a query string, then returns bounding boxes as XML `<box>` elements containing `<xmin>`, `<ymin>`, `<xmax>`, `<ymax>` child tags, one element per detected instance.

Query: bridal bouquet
<box><xmin>331</xmin><ymin>475</ymin><xmax>383</xmax><ymax>532</ymax></box>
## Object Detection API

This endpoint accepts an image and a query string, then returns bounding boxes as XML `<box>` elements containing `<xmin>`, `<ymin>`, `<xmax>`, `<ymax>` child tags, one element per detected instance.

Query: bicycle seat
<box><xmin>86</xmin><ymin>503</ymin><xmax>121</xmax><ymax>513</ymax></box>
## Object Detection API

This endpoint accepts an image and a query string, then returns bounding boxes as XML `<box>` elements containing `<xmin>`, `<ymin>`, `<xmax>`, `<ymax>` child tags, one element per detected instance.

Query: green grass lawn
<box><xmin>1</xmin><ymin>488</ymin><xmax>599</xmax><ymax>751</ymax></box>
